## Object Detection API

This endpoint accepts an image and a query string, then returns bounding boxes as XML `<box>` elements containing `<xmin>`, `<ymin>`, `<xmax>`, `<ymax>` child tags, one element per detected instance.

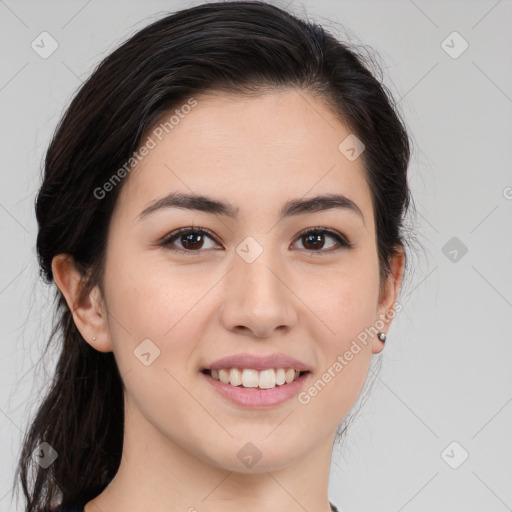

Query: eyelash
<box><xmin>160</xmin><ymin>225</ymin><xmax>354</xmax><ymax>255</ymax></box>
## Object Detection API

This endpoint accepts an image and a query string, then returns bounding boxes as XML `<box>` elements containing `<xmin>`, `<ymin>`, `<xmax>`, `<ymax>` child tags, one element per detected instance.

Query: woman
<box><xmin>16</xmin><ymin>1</ymin><xmax>413</xmax><ymax>511</ymax></box>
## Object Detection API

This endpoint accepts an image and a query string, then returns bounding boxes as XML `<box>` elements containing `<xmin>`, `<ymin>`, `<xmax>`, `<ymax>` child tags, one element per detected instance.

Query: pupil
<box><xmin>180</xmin><ymin>232</ymin><xmax>326</xmax><ymax>251</ymax></box>
<box><xmin>183</xmin><ymin>232</ymin><xmax>202</xmax><ymax>249</ymax></box>
<box><xmin>305</xmin><ymin>233</ymin><xmax>323</xmax><ymax>250</ymax></box>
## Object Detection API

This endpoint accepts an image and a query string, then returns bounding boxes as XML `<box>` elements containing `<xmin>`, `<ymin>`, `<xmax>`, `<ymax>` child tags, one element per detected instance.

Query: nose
<box><xmin>220</xmin><ymin>246</ymin><xmax>298</xmax><ymax>338</ymax></box>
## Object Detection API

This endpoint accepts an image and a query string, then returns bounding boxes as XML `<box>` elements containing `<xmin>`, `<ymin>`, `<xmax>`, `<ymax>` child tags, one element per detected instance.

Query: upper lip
<box><xmin>203</xmin><ymin>353</ymin><xmax>310</xmax><ymax>372</ymax></box>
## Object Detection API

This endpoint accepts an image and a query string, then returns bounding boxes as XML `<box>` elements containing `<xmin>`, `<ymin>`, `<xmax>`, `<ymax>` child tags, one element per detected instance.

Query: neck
<box><xmin>85</xmin><ymin>397</ymin><xmax>336</xmax><ymax>512</ymax></box>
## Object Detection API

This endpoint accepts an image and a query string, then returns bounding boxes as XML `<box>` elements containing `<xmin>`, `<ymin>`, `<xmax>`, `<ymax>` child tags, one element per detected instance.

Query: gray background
<box><xmin>1</xmin><ymin>1</ymin><xmax>511</xmax><ymax>511</ymax></box>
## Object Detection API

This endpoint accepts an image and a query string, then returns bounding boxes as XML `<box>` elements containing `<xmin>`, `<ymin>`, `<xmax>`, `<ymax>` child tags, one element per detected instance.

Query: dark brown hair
<box><xmin>15</xmin><ymin>2</ymin><xmax>414</xmax><ymax>510</ymax></box>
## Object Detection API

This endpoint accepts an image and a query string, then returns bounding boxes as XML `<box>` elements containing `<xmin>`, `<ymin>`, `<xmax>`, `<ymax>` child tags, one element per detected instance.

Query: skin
<box><xmin>53</xmin><ymin>89</ymin><xmax>404</xmax><ymax>512</ymax></box>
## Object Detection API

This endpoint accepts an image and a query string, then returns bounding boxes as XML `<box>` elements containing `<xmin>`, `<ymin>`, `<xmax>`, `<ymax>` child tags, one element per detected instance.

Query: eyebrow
<box><xmin>137</xmin><ymin>191</ymin><xmax>364</xmax><ymax>224</ymax></box>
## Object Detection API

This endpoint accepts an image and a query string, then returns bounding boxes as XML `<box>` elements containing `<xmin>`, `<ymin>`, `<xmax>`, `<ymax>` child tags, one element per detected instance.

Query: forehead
<box><xmin>113</xmin><ymin>89</ymin><xmax>373</xmax><ymax>225</ymax></box>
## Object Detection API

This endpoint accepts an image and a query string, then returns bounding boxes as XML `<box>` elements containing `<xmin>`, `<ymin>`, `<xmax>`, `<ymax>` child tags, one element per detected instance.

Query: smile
<box><xmin>201</xmin><ymin>368</ymin><xmax>311</xmax><ymax>408</ymax></box>
<box><xmin>203</xmin><ymin>367</ymin><xmax>307</xmax><ymax>389</ymax></box>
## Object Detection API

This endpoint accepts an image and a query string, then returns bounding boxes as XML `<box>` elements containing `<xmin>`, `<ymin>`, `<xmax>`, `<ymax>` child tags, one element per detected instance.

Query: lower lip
<box><xmin>201</xmin><ymin>371</ymin><xmax>310</xmax><ymax>408</ymax></box>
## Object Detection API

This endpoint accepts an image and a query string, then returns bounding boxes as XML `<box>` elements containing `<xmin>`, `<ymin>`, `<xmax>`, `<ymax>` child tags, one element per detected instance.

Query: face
<box><xmin>83</xmin><ymin>90</ymin><xmax>402</xmax><ymax>472</ymax></box>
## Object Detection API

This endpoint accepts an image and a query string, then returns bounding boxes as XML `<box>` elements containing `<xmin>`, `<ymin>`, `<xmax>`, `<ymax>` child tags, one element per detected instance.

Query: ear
<box><xmin>52</xmin><ymin>254</ymin><xmax>113</xmax><ymax>353</ymax></box>
<box><xmin>372</xmin><ymin>246</ymin><xmax>405</xmax><ymax>355</ymax></box>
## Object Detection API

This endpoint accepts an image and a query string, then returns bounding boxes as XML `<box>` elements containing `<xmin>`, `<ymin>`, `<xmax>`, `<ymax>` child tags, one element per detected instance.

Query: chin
<box><xmin>196</xmin><ymin>434</ymin><xmax>308</xmax><ymax>473</ymax></box>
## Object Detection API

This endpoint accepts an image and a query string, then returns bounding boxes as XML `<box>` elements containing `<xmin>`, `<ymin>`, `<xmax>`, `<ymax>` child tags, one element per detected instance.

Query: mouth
<box><xmin>200</xmin><ymin>367</ymin><xmax>311</xmax><ymax>407</ymax></box>
<box><xmin>200</xmin><ymin>352</ymin><xmax>312</xmax><ymax>407</ymax></box>
<box><xmin>201</xmin><ymin>368</ymin><xmax>311</xmax><ymax>390</ymax></box>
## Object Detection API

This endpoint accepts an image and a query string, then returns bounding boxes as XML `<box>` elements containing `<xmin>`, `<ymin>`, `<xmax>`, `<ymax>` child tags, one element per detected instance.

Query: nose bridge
<box><xmin>221</xmin><ymin>236</ymin><xmax>297</xmax><ymax>337</ymax></box>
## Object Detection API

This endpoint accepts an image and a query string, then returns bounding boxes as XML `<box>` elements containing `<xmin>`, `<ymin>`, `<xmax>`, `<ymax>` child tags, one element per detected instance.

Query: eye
<box><xmin>160</xmin><ymin>226</ymin><xmax>220</xmax><ymax>254</ymax></box>
<box><xmin>292</xmin><ymin>227</ymin><xmax>353</xmax><ymax>254</ymax></box>
<box><xmin>160</xmin><ymin>226</ymin><xmax>353</xmax><ymax>255</ymax></box>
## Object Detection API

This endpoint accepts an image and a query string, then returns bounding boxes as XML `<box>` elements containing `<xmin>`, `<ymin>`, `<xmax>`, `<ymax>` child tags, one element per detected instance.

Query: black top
<box><xmin>56</xmin><ymin>500</ymin><xmax>340</xmax><ymax>511</ymax></box>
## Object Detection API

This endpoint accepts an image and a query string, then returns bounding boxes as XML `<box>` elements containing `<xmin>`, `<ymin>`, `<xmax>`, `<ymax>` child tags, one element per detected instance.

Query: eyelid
<box><xmin>294</xmin><ymin>226</ymin><xmax>354</xmax><ymax>251</ymax></box>
<box><xmin>159</xmin><ymin>225</ymin><xmax>354</xmax><ymax>254</ymax></box>
<box><xmin>159</xmin><ymin>225</ymin><xmax>220</xmax><ymax>251</ymax></box>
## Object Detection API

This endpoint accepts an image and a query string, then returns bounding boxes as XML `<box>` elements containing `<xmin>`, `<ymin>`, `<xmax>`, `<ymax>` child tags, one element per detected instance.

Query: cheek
<box><xmin>102</xmin><ymin>256</ymin><xmax>206</xmax><ymax>427</ymax></box>
<box><xmin>105</xmin><ymin>244</ymin><xmax>211</xmax><ymax>328</ymax></box>
<box><xmin>102</xmin><ymin>249</ymin><xmax>212</xmax><ymax>375</ymax></box>
<box><xmin>296</xmin><ymin>254</ymin><xmax>379</xmax><ymax>412</ymax></box>
<box><xmin>299</xmin><ymin>358</ymin><xmax>372</xmax><ymax>446</ymax></box>
<box><xmin>296</xmin><ymin>278</ymin><xmax>376</xmax><ymax>426</ymax></box>
<box><xmin>301</xmin><ymin>253</ymin><xmax>380</xmax><ymax>338</ymax></box>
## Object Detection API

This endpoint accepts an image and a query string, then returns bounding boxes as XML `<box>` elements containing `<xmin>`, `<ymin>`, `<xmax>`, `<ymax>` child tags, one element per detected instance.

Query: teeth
<box><xmin>258</xmin><ymin>369</ymin><xmax>275</xmax><ymax>389</ymax></box>
<box><xmin>276</xmin><ymin>368</ymin><xmax>286</xmax><ymax>385</ymax></box>
<box><xmin>242</xmin><ymin>369</ymin><xmax>259</xmax><ymax>388</ymax></box>
<box><xmin>208</xmin><ymin>367</ymin><xmax>304</xmax><ymax>389</ymax></box>
<box><xmin>219</xmin><ymin>369</ymin><xmax>230</xmax><ymax>384</ymax></box>
<box><xmin>230</xmin><ymin>368</ymin><xmax>242</xmax><ymax>386</ymax></box>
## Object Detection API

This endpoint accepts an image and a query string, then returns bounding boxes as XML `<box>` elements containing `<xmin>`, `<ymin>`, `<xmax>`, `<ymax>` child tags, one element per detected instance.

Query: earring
<box><xmin>377</xmin><ymin>332</ymin><xmax>387</xmax><ymax>342</ymax></box>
